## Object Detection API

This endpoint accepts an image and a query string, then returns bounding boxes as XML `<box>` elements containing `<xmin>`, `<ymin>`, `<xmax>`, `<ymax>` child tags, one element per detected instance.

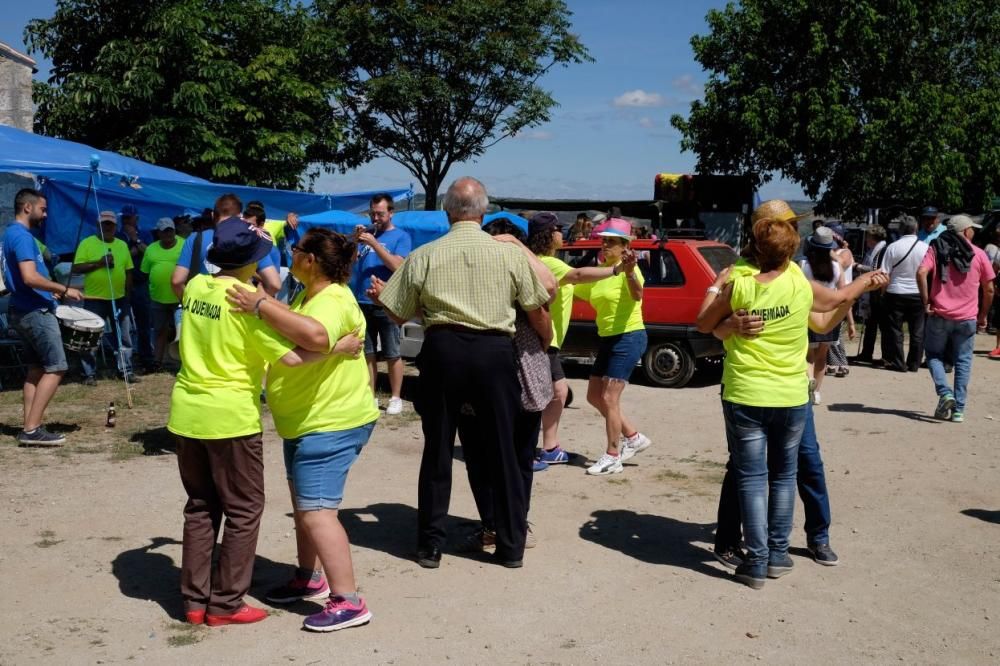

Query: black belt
<box><xmin>426</xmin><ymin>324</ymin><xmax>511</xmax><ymax>337</ymax></box>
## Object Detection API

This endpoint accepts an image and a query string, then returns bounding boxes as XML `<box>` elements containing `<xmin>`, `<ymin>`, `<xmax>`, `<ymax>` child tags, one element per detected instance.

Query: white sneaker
<box><xmin>386</xmin><ymin>397</ymin><xmax>403</xmax><ymax>415</ymax></box>
<box><xmin>586</xmin><ymin>453</ymin><xmax>623</xmax><ymax>476</ymax></box>
<box><xmin>620</xmin><ymin>432</ymin><xmax>651</xmax><ymax>461</ymax></box>
<box><xmin>813</xmin><ymin>391</ymin><xmax>822</xmax><ymax>406</ymax></box>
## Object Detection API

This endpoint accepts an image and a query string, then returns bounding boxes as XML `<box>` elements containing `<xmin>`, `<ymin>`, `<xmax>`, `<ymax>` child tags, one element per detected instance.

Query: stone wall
<box><xmin>0</xmin><ymin>45</ymin><xmax>35</xmax><ymax>133</ymax></box>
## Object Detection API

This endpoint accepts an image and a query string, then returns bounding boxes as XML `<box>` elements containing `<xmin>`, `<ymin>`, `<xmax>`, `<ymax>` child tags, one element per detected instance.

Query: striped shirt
<box><xmin>379</xmin><ymin>221</ymin><xmax>549</xmax><ymax>334</ymax></box>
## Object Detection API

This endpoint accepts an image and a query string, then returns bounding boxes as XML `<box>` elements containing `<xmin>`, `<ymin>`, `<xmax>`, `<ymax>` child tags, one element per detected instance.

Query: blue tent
<box><xmin>0</xmin><ymin>125</ymin><xmax>412</xmax><ymax>254</ymax></box>
<box><xmin>299</xmin><ymin>210</ymin><xmax>450</xmax><ymax>250</ymax></box>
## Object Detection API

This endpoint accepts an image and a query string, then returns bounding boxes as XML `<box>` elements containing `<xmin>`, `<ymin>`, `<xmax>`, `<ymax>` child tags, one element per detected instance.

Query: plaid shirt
<box><xmin>379</xmin><ymin>221</ymin><xmax>549</xmax><ymax>334</ymax></box>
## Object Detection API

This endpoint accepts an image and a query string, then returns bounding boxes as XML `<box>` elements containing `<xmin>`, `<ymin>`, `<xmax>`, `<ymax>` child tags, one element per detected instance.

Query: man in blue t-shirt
<box><xmin>2</xmin><ymin>189</ymin><xmax>83</xmax><ymax>445</ymax></box>
<box><xmin>169</xmin><ymin>193</ymin><xmax>281</xmax><ymax>301</ymax></box>
<box><xmin>350</xmin><ymin>193</ymin><xmax>412</xmax><ymax>415</ymax></box>
<box><xmin>917</xmin><ymin>206</ymin><xmax>946</xmax><ymax>243</ymax></box>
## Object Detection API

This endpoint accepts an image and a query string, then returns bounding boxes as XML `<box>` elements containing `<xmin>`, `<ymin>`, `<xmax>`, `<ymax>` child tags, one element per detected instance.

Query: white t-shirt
<box><xmin>879</xmin><ymin>235</ymin><xmax>929</xmax><ymax>295</ymax></box>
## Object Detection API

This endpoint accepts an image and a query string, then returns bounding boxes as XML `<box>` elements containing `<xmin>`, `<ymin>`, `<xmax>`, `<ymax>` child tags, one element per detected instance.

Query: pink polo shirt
<box><xmin>920</xmin><ymin>243</ymin><xmax>996</xmax><ymax>321</ymax></box>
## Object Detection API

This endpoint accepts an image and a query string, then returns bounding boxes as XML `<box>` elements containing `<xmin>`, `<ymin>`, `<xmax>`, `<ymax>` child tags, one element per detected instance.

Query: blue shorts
<box><xmin>361</xmin><ymin>303</ymin><xmax>401</xmax><ymax>359</ymax></box>
<box><xmin>283</xmin><ymin>421</ymin><xmax>376</xmax><ymax>511</ymax></box>
<box><xmin>591</xmin><ymin>329</ymin><xmax>647</xmax><ymax>382</ymax></box>
<box><xmin>8</xmin><ymin>307</ymin><xmax>68</xmax><ymax>373</ymax></box>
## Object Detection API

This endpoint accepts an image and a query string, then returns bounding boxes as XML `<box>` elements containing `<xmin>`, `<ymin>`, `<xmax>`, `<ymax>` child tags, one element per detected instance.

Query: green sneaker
<box><xmin>934</xmin><ymin>393</ymin><xmax>955</xmax><ymax>420</ymax></box>
<box><xmin>951</xmin><ymin>411</ymin><xmax>964</xmax><ymax>423</ymax></box>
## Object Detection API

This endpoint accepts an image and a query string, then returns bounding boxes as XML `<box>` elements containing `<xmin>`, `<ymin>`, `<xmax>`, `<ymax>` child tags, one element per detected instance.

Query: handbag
<box><xmin>512</xmin><ymin>309</ymin><xmax>553</xmax><ymax>412</ymax></box>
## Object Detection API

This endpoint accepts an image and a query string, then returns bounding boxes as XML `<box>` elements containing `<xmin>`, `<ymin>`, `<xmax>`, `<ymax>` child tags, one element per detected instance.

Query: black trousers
<box><xmin>883</xmin><ymin>292</ymin><xmax>925</xmax><ymax>371</ymax></box>
<box><xmin>413</xmin><ymin>328</ymin><xmax>527</xmax><ymax>560</ymax></box>
<box><xmin>459</xmin><ymin>409</ymin><xmax>540</xmax><ymax>537</ymax></box>
<box><xmin>860</xmin><ymin>291</ymin><xmax>883</xmax><ymax>360</ymax></box>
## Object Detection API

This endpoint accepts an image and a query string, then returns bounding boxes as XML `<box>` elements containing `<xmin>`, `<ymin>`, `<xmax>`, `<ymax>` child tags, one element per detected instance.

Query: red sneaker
<box><xmin>205</xmin><ymin>604</ymin><xmax>268</xmax><ymax>627</ymax></box>
<box><xmin>988</xmin><ymin>347</ymin><xmax>1000</xmax><ymax>359</ymax></box>
<box><xmin>185</xmin><ymin>609</ymin><xmax>206</xmax><ymax>625</ymax></box>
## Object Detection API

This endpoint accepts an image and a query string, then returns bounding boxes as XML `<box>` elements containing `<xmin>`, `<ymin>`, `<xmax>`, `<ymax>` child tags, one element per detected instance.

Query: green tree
<box><xmin>670</xmin><ymin>0</ymin><xmax>1000</xmax><ymax>215</ymax></box>
<box><xmin>317</xmin><ymin>0</ymin><xmax>591</xmax><ymax>209</ymax></box>
<box><xmin>26</xmin><ymin>0</ymin><xmax>358</xmax><ymax>189</ymax></box>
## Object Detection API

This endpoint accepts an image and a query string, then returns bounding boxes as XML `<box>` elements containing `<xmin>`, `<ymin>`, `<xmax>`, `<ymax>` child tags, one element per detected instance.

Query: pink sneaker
<box><xmin>303</xmin><ymin>596</ymin><xmax>372</xmax><ymax>632</ymax></box>
<box><xmin>988</xmin><ymin>347</ymin><xmax>1000</xmax><ymax>359</ymax></box>
<box><xmin>264</xmin><ymin>574</ymin><xmax>330</xmax><ymax>604</ymax></box>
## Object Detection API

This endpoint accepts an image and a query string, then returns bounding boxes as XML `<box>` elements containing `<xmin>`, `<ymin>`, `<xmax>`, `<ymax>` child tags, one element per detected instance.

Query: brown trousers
<box><xmin>175</xmin><ymin>433</ymin><xmax>265</xmax><ymax>615</ymax></box>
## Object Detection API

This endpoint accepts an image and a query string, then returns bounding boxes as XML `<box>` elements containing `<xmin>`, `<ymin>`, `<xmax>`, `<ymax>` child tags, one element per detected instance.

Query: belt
<box><xmin>426</xmin><ymin>324</ymin><xmax>511</xmax><ymax>337</ymax></box>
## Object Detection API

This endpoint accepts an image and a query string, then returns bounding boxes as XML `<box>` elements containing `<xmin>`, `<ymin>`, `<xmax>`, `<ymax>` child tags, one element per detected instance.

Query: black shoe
<box><xmin>17</xmin><ymin>426</ymin><xmax>66</xmax><ymax>447</ymax></box>
<box><xmin>734</xmin><ymin>563</ymin><xmax>766</xmax><ymax>590</ymax></box>
<box><xmin>712</xmin><ymin>547</ymin><xmax>745</xmax><ymax>570</ymax></box>
<box><xmin>852</xmin><ymin>355</ymin><xmax>873</xmax><ymax>365</ymax></box>
<box><xmin>491</xmin><ymin>553</ymin><xmax>523</xmax><ymax>568</ymax></box>
<box><xmin>807</xmin><ymin>543</ymin><xmax>839</xmax><ymax>566</ymax></box>
<box><xmin>906</xmin><ymin>365</ymin><xmax>919</xmax><ymax>372</ymax></box>
<box><xmin>871</xmin><ymin>359</ymin><xmax>885</xmax><ymax>368</ymax></box>
<box><xmin>415</xmin><ymin>546</ymin><xmax>441</xmax><ymax>569</ymax></box>
<box><xmin>767</xmin><ymin>552</ymin><xmax>794</xmax><ymax>578</ymax></box>
<box><xmin>83</xmin><ymin>376</ymin><xmax>97</xmax><ymax>387</ymax></box>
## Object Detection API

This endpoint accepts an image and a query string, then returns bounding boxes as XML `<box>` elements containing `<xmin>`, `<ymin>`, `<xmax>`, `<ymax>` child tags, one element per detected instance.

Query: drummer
<box><xmin>71</xmin><ymin>210</ymin><xmax>137</xmax><ymax>385</ymax></box>
<box><xmin>2</xmin><ymin>188</ymin><xmax>83</xmax><ymax>445</ymax></box>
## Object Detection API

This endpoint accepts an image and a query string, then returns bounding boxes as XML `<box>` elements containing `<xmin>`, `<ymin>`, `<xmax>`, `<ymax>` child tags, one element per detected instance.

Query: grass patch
<box><xmin>166</xmin><ymin>622</ymin><xmax>206</xmax><ymax>648</ymax></box>
<box><xmin>606</xmin><ymin>477</ymin><xmax>630</xmax><ymax>485</ymax></box>
<box><xmin>655</xmin><ymin>469</ymin><xmax>689</xmax><ymax>482</ymax></box>
<box><xmin>35</xmin><ymin>529</ymin><xmax>63</xmax><ymax>548</ymax></box>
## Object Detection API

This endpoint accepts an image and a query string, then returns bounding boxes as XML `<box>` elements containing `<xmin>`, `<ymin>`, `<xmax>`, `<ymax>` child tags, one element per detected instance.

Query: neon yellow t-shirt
<box><xmin>540</xmin><ymin>255</ymin><xmax>574</xmax><ymax>349</ymax></box>
<box><xmin>266</xmin><ymin>283</ymin><xmax>379</xmax><ymax>439</ymax></box>
<box><xmin>74</xmin><ymin>236</ymin><xmax>133</xmax><ymax>300</ymax></box>
<box><xmin>168</xmin><ymin>275</ymin><xmax>293</xmax><ymax>439</ymax></box>
<box><xmin>722</xmin><ymin>262</ymin><xmax>813</xmax><ymax>407</ymax></box>
<box><xmin>263</xmin><ymin>220</ymin><xmax>285</xmax><ymax>246</ymax></box>
<box><xmin>572</xmin><ymin>265</ymin><xmax>645</xmax><ymax>337</ymax></box>
<box><xmin>140</xmin><ymin>240</ymin><xmax>184</xmax><ymax>304</ymax></box>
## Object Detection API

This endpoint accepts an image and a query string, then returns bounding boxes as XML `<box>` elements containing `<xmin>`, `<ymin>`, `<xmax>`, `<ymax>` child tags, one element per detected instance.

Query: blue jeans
<box><xmin>722</xmin><ymin>400</ymin><xmax>807</xmax><ymax>570</ymax></box>
<box><xmin>715</xmin><ymin>401</ymin><xmax>831</xmax><ymax>549</ymax></box>
<box><xmin>80</xmin><ymin>299</ymin><xmax>133</xmax><ymax>378</ymax></box>
<box><xmin>283</xmin><ymin>422</ymin><xmax>376</xmax><ymax>511</ymax></box>
<box><xmin>924</xmin><ymin>316</ymin><xmax>977</xmax><ymax>412</ymax></box>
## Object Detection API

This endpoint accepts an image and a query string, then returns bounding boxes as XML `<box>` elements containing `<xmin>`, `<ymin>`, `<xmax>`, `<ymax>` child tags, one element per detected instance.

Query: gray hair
<box><xmin>899</xmin><ymin>215</ymin><xmax>919</xmax><ymax>235</ymax></box>
<box><xmin>443</xmin><ymin>177</ymin><xmax>489</xmax><ymax>221</ymax></box>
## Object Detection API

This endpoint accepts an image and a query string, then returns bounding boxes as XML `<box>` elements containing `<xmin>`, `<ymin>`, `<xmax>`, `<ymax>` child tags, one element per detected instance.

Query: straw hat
<box><xmin>751</xmin><ymin>199</ymin><xmax>807</xmax><ymax>225</ymax></box>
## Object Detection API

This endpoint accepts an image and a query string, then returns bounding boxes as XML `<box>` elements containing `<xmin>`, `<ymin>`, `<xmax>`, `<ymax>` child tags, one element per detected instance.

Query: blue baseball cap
<box><xmin>206</xmin><ymin>217</ymin><xmax>273</xmax><ymax>269</ymax></box>
<box><xmin>921</xmin><ymin>206</ymin><xmax>939</xmax><ymax>218</ymax></box>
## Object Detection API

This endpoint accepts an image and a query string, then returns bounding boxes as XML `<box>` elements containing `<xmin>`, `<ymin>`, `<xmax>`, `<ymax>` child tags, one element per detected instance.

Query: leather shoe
<box><xmin>415</xmin><ymin>546</ymin><xmax>441</xmax><ymax>568</ymax></box>
<box><xmin>491</xmin><ymin>553</ymin><xmax>523</xmax><ymax>568</ymax></box>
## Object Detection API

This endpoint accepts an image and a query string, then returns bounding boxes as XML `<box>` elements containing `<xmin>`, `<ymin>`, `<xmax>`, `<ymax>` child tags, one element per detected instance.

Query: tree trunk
<box><xmin>422</xmin><ymin>172</ymin><xmax>441</xmax><ymax>211</ymax></box>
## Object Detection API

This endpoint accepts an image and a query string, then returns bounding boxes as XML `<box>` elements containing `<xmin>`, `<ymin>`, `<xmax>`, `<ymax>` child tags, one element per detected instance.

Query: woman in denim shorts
<box><xmin>228</xmin><ymin>228</ymin><xmax>378</xmax><ymax>633</ymax></box>
<box><xmin>571</xmin><ymin>219</ymin><xmax>653</xmax><ymax>476</ymax></box>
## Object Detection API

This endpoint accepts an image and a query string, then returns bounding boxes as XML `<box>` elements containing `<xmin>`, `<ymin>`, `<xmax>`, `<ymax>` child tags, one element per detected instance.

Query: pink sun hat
<box><xmin>595</xmin><ymin>217</ymin><xmax>635</xmax><ymax>240</ymax></box>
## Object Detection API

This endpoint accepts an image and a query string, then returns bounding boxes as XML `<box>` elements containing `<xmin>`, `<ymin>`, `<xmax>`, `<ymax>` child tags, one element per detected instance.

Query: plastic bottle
<box><xmin>106</xmin><ymin>401</ymin><xmax>116</xmax><ymax>428</ymax></box>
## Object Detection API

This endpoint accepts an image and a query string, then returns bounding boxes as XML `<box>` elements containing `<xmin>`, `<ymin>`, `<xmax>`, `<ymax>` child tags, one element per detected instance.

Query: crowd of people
<box><xmin>2</xmin><ymin>181</ymin><xmax>996</xmax><ymax>626</ymax></box>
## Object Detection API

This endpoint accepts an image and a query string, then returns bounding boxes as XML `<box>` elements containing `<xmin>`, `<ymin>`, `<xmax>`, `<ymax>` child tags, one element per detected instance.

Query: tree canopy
<box><xmin>317</xmin><ymin>0</ymin><xmax>591</xmax><ymax>209</ymax></box>
<box><xmin>670</xmin><ymin>0</ymin><xmax>1000</xmax><ymax>215</ymax></box>
<box><xmin>26</xmin><ymin>0</ymin><xmax>358</xmax><ymax>189</ymax></box>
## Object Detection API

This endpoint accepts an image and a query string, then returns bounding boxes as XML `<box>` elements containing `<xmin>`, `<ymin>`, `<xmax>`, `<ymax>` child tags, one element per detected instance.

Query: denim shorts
<box><xmin>8</xmin><ymin>307</ymin><xmax>68</xmax><ymax>373</ymax></box>
<box><xmin>283</xmin><ymin>421</ymin><xmax>376</xmax><ymax>511</ymax></box>
<box><xmin>591</xmin><ymin>329</ymin><xmax>647</xmax><ymax>381</ymax></box>
<box><xmin>151</xmin><ymin>302</ymin><xmax>179</xmax><ymax>333</ymax></box>
<box><xmin>361</xmin><ymin>303</ymin><xmax>401</xmax><ymax>359</ymax></box>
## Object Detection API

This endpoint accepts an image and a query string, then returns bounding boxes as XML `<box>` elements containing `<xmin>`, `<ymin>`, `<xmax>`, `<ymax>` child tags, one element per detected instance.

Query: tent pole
<box><xmin>62</xmin><ymin>156</ymin><xmax>101</xmax><ymax>289</ymax></box>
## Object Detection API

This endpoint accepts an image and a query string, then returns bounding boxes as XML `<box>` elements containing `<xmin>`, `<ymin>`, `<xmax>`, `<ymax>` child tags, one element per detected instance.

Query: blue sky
<box><xmin>0</xmin><ymin>0</ymin><xmax>805</xmax><ymax>201</ymax></box>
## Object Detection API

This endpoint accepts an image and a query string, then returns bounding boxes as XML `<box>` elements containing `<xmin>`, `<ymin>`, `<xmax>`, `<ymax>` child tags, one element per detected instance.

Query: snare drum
<box><xmin>56</xmin><ymin>305</ymin><xmax>106</xmax><ymax>352</ymax></box>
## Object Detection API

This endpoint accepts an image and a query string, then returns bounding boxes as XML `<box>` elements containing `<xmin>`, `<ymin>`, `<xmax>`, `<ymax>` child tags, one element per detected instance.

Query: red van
<box><xmin>556</xmin><ymin>237</ymin><xmax>737</xmax><ymax>388</ymax></box>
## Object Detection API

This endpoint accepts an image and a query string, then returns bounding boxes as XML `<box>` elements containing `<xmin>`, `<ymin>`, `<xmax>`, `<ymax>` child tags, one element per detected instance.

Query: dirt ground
<box><xmin>1</xmin><ymin>335</ymin><xmax>998</xmax><ymax>665</ymax></box>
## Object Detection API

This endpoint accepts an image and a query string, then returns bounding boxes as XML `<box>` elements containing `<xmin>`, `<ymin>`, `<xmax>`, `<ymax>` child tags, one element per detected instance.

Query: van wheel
<box><xmin>642</xmin><ymin>340</ymin><xmax>696</xmax><ymax>388</ymax></box>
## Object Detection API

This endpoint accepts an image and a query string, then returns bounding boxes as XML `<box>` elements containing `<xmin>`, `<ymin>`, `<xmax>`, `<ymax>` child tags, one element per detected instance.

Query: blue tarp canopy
<box><xmin>0</xmin><ymin>125</ymin><xmax>412</xmax><ymax>254</ymax></box>
<box><xmin>300</xmin><ymin>210</ymin><xmax>450</xmax><ymax>250</ymax></box>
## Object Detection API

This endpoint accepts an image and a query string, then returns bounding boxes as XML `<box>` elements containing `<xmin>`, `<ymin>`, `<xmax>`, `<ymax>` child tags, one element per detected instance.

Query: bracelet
<box><xmin>706</xmin><ymin>286</ymin><xmax>721</xmax><ymax>295</ymax></box>
<box><xmin>253</xmin><ymin>297</ymin><xmax>268</xmax><ymax>319</ymax></box>
<box><xmin>612</xmin><ymin>264</ymin><xmax>621</xmax><ymax>276</ymax></box>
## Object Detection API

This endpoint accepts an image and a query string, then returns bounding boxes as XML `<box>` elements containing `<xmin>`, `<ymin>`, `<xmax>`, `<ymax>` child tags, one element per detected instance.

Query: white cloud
<box><xmin>672</xmin><ymin>74</ymin><xmax>703</xmax><ymax>98</ymax></box>
<box><xmin>613</xmin><ymin>89</ymin><xmax>666</xmax><ymax>108</ymax></box>
<box><xmin>512</xmin><ymin>130</ymin><xmax>553</xmax><ymax>141</ymax></box>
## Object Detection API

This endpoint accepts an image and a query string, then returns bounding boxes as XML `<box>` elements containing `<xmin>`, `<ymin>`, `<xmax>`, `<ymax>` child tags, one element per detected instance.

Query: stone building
<box><xmin>0</xmin><ymin>41</ymin><xmax>37</xmax><ymax>224</ymax></box>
